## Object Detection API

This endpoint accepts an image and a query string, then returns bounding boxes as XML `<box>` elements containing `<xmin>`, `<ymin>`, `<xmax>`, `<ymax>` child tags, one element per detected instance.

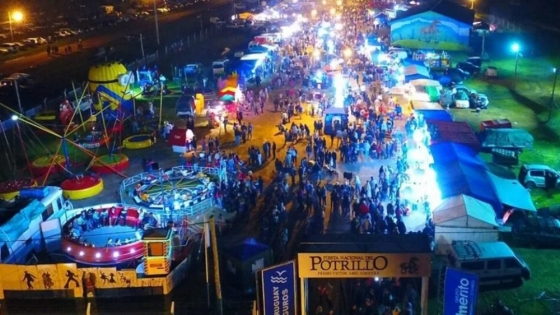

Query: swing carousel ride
<box><xmin>0</xmin><ymin>62</ymin><xmax>142</xmax><ymax>200</ymax></box>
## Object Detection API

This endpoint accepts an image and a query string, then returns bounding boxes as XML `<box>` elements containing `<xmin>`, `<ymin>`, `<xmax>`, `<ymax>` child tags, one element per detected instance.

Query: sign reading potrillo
<box><xmin>297</xmin><ymin>253</ymin><xmax>432</xmax><ymax>278</ymax></box>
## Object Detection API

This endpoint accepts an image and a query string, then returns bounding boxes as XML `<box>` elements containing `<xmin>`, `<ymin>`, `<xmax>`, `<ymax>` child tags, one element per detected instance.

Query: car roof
<box><xmin>452</xmin><ymin>241</ymin><xmax>516</xmax><ymax>260</ymax></box>
<box><xmin>522</xmin><ymin>164</ymin><xmax>552</xmax><ymax>171</ymax></box>
<box><xmin>8</xmin><ymin>73</ymin><xmax>30</xmax><ymax>79</ymax></box>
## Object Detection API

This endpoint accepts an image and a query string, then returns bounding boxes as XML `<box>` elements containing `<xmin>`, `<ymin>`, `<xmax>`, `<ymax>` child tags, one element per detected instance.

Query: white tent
<box><xmin>433</xmin><ymin>194</ymin><xmax>499</xmax><ymax>255</ymax></box>
<box><xmin>409</xmin><ymin>79</ymin><xmax>442</xmax><ymax>89</ymax></box>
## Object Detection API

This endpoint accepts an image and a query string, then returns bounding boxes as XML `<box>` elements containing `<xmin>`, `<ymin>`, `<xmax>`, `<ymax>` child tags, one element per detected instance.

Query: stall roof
<box><xmin>429</xmin><ymin>121</ymin><xmax>480</xmax><ymax>150</ymax></box>
<box><xmin>240</xmin><ymin>53</ymin><xmax>267</xmax><ymax>61</ymax></box>
<box><xmin>433</xmin><ymin>194</ymin><xmax>498</xmax><ymax>227</ymax></box>
<box><xmin>433</xmin><ymin>161</ymin><xmax>503</xmax><ymax>216</ymax></box>
<box><xmin>409</xmin><ymin>79</ymin><xmax>442</xmax><ymax>89</ymax></box>
<box><xmin>391</xmin><ymin>0</ymin><xmax>475</xmax><ymax>25</ymax></box>
<box><xmin>430</xmin><ymin>142</ymin><xmax>481</xmax><ymax>166</ymax></box>
<box><xmin>487</xmin><ymin>172</ymin><xmax>536</xmax><ymax>212</ymax></box>
<box><xmin>417</xmin><ymin>109</ymin><xmax>452</xmax><ymax>122</ymax></box>
<box><xmin>404</xmin><ymin>65</ymin><xmax>430</xmax><ymax>82</ymax></box>
<box><xmin>411</xmin><ymin>100</ymin><xmax>443</xmax><ymax>110</ymax></box>
<box><xmin>480</xmin><ymin>128</ymin><xmax>534</xmax><ymax>149</ymax></box>
<box><xmin>299</xmin><ymin>234</ymin><xmax>431</xmax><ymax>254</ymax></box>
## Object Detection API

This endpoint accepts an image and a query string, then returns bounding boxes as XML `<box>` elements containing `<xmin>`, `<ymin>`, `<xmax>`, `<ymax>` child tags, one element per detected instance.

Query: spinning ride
<box><xmin>61</xmin><ymin>204</ymin><xmax>155</xmax><ymax>264</ymax></box>
<box><xmin>120</xmin><ymin>165</ymin><xmax>224</xmax><ymax>217</ymax></box>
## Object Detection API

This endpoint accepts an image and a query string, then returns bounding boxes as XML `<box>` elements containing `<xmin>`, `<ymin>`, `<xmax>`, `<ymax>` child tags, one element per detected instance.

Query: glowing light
<box><xmin>332</xmin><ymin>74</ymin><xmax>347</xmax><ymax>108</ymax></box>
<box><xmin>11</xmin><ymin>115</ymin><xmax>18</xmax><ymax>121</ymax></box>
<box><xmin>79</xmin><ymin>251</ymin><xmax>85</xmax><ymax>257</ymax></box>
<box><xmin>511</xmin><ymin>43</ymin><xmax>520</xmax><ymax>53</ymax></box>
<box><xmin>113</xmin><ymin>251</ymin><xmax>120</xmax><ymax>258</ymax></box>
<box><xmin>334</xmin><ymin>23</ymin><xmax>343</xmax><ymax>31</ymax></box>
<box><xmin>66</xmin><ymin>247</ymin><xmax>72</xmax><ymax>252</ymax></box>
<box><xmin>311</xmin><ymin>9</ymin><xmax>317</xmax><ymax>17</ymax></box>
<box><xmin>313</xmin><ymin>50</ymin><xmax>321</xmax><ymax>60</ymax></box>
<box><xmin>336</xmin><ymin>0</ymin><xmax>342</xmax><ymax>5</ymax></box>
<box><xmin>95</xmin><ymin>253</ymin><xmax>101</xmax><ymax>259</ymax></box>
<box><xmin>343</xmin><ymin>48</ymin><xmax>353</xmax><ymax>58</ymax></box>
<box><xmin>330</xmin><ymin>8</ymin><xmax>336</xmax><ymax>15</ymax></box>
<box><xmin>130</xmin><ymin>248</ymin><xmax>136</xmax><ymax>254</ymax></box>
<box><xmin>10</xmin><ymin>11</ymin><xmax>23</xmax><ymax>22</ymax></box>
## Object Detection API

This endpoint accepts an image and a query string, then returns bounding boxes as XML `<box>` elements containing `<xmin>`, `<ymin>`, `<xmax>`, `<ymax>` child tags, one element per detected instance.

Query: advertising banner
<box><xmin>444</xmin><ymin>268</ymin><xmax>479</xmax><ymax>315</ymax></box>
<box><xmin>261</xmin><ymin>260</ymin><xmax>297</xmax><ymax>315</ymax></box>
<box><xmin>297</xmin><ymin>253</ymin><xmax>431</xmax><ymax>278</ymax></box>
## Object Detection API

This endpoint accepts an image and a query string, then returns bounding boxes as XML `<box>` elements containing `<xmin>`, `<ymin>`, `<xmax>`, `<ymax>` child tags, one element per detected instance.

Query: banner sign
<box><xmin>262</xmin><ymin>261</ymin><xmax>297</xmax><ymax>315</ymax></box>
<box><xmin>297</xmin><ymin>253</ymin><xmax>431</xmax><ymax>278</ymax></box>
<box><xmin>443</xmin><ymin>268</ymin><xmax>479</xmax><ymax>315</ymax></box>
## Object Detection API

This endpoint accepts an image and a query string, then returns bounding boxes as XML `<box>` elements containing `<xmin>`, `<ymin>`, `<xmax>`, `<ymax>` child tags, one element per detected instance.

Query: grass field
<box><xmin>436</xmin><ymin>53</ymin><xmax>560</xmax><ymax>314</ymax></box>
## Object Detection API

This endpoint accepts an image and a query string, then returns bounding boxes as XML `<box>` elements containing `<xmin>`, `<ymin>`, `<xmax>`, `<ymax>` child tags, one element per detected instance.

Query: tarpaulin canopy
<box><xmin>430</xmin><ymin>142</ymin><xmax>482</xmax><ymax>166</ymax></box>
<box><xmin>480</xmin><ymin>128</ymin><xmax>534</xmax><ymax>149</ymax></box>
<box><xmin>428</xmin><ymin>121</ymin><xmax>480</xmax><ymax>150</ymax></box>
<box><xmin>404</xmin><ymin>65</ymin><xmax>430</xmax><ymax>82</ymax></box>
<box><xmin>433</xmin><ymin>161</ymin><xmax>503</xmax><ymax>216</ymax></box>
<box><xmin>487</xmin><ymin>172</ymin><xmax>536</xmax><ymax>212</ymax></box>
<box><xmin>416</xmin><ymin>109</ymin><xmax>452</xmax><ymax>122</ymax></box>
<box><xmin>409</xmin><ymin>79</ymin><xmax>442</xmax><ymax>89</ymax></box>
<box><xmin>433</xmin><ymin>194</ymin><xmax>498</xmax><ymax>227</ymax></box>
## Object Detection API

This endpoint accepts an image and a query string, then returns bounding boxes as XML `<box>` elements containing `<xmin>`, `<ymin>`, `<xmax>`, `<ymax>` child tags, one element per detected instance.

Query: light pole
<box><xmin>549</xmin><ymin>68</ymin><xmax>559</xmax><ymax>122</ymax></box>
<box><xmin>153</xmin><ymin>0</ymin><xmax>160</xmax><ymax>46</ymax></box>
<box><xmin>512</xmin><ymin>43</ymin><xmax>520</xmax><ymax>87</ymax></box>
<box><xmin>8</xmin><ymin>11</ymin><xmax>23</xmax><ymax>42</ymax></box>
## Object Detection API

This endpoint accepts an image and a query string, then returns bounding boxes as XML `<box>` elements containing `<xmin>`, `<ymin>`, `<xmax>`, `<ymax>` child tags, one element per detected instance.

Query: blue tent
<box><xmin>404</xmin><ymin>65</ymin><xmax>430</xmax><ymax>82</ymax></box>
<box><xmin>433</xmin><ymin>161</ymin><xmax>503</xmax><ymax>216</ymax></box>
<box><xmin>430</xmin><ymin>142</ymin><xmax>482</xmax><ymax>166</ymax></box>
<box><xmin>222</xmin><ymin>238</ymin><xmax>273</xmax><ymax>293</ymax></box>
<box><xmin>417</xmin><ymin>109</ymin><xmax>452</xmax><ymax>122</ymax></box>
<box><xmin>224</xmin><ymin>237</ymin><xmax>270</xmax><ymax>260</ymax></box>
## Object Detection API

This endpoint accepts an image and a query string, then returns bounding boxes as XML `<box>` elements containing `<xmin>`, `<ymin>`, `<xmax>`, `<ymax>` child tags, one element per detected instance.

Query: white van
<box><xmin>212</xmin><ymin>59</ymin><xmax>229</xmax><ymax>75</ymax></box>
<box><xmin>447</xmin><ymin>241</ymin><xmax>531</xmax><ymax>287</ymax></box>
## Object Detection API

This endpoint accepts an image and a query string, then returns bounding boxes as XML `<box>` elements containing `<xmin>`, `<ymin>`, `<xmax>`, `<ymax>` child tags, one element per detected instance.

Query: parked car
<box><xmin>54</xmin><ymin>30</ymin><xmax>71</xmax><ymax>38</ymax></box>
<box><xmin>23</xmin><ymin>37</ymin><xmax>48</xmax><ymax>45</ymax></box>
<box><xmin>457</xmin><ymin>61</ymin><xmax>481</xmax><ymax>76</ymax></box>
<box><xmin>0</xmin><ymin>43</ymin><xmax>19</xmax><ymax>53</ymax></box>
<box><xmin>446</xmin><ymin>240</ymin><xmax>530</xmax><ymax>287</ymax></box>
<box><xmin>12</xmin><ymin>42</ymin><xmax>27</xmax><ymax>50</ymax></box>
<box><xmin>0</xmin><ymin>73</ymin><xmax>37</xmax><ymax>89</ymax></box>
<box><xmin>512</xmin><ymin>216</ymin><xmax>560</xmax><ymax>248</ymax></box>
<box><xmin>470</xmin><ymin>93</ymin><xmax>489</xmax><ymax>109</ymax></box>
<box><xmin>447</xmin><ymin>68</ymin><xmax>468</xmax><ymax>83</ymax></box>
<box><xmin>518</xmin><ymin>164</ymin><xmax>560</xmax><ymax>189</ymax></box>
<box><xmin>0</xmin><ymin>48</ymin><xmax>10</xmax><ymax>55</ymax></box>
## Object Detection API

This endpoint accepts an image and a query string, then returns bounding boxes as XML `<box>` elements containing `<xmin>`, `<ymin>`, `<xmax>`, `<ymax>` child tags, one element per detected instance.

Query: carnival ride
<box><xmin>0</xmin><ymin>62</ymin><xmax>138</xmax><ymax>200</ymax></box>
<box><xmin>120</xmin><ymin>165</ymin><xmax>225</xmax><ymax>220</ymax></box>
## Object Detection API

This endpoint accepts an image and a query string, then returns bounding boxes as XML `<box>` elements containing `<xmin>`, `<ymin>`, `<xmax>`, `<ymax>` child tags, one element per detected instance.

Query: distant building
<box><xmin>389</xmin><ymin>0</ymin><xmax>475</xmax><ymax>51</ymax></box>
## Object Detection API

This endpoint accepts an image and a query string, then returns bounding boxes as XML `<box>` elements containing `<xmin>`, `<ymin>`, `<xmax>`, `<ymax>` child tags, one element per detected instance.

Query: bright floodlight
<box><xmin>511</xmin><ymin>43</ymin><xmax>520</xmax><ymax>53</ymax></box>
<box><xmin>343</xmin><ymin>48</ymin><xmax>353</xmax><ymax>58</ymax></box>
<box><xmin>11</xmin><ymin>115</ymin><xmax>18</xmax><ymax>121</ymax></box>
<box><xmin>11</xmin><ymin>11</ymin><xmax>23</xmax><ymax>22</ymax></box>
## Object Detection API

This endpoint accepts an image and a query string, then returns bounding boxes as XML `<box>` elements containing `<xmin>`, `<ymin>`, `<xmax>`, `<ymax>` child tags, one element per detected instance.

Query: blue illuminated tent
<box><xmin>430</xmin><ymin>142</ymin><xmax>481</xmax><ymax>166</ymax></box>
<box><xmin>432</xmin><ymin>161</ymin><xmax>503</xmax><ymax>216</ymax></box>
<box><xmin>416</xmin><ymin>109</ymin><xmax>452</xmax><ymax>122</ymax></box>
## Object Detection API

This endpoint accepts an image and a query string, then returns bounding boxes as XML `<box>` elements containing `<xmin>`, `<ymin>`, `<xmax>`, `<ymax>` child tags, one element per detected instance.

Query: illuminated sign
<box><xmin>297</xmin><ymin>253</ymin><xmax>431</xmax><ymax>278</ymax></box>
